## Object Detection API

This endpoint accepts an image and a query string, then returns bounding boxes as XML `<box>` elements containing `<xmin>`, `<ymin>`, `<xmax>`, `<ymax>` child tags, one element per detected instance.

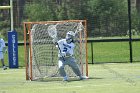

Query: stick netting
<box><xmin>25</xmin><ymin>20</ymin><xmax>87</xmax><ymax>80</ymax></box>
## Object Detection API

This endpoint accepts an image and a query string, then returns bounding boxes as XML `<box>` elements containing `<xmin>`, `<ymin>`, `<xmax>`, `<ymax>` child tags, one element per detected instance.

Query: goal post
<box><xmin>24</xmin><ymin>20</ymin><xmax>88</xmax><ymax>81</ymax></box>
<box><xmin>0</xmin><ymin>0</ymin><xmax>14</xmax><ymax>31</ymax></box>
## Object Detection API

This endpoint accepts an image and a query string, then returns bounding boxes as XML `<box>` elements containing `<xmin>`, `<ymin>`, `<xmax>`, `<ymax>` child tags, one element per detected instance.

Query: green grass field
<box><xmin>0</xmin><ymin>63</ymin><xmax>140</xmax><ymax>93</ymax></box>
<box><xmin>0</xmin><ymin>40</ymin><xmax>140</xmax><ymax>93</ymax></box>
<box><xmin>88</xmin><ymin>41</ymin><xmax>140</xmax><ymax>63</ymax></box>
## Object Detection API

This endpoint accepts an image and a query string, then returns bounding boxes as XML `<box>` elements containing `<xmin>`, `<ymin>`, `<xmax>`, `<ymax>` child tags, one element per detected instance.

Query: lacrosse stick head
<box><xmin>47</xmin><ymin>24</ymin><xmax>58</xmax><ymax>43</ymax></box>
<box><xmin>74</xmin><ymin>22</ymin><xmax>84</xmax><ymax>36</ymax></box>
<box><xmin>47</xmin><ymin>24</ymin><xmax>57</xmax><ymax>39</ymax></box>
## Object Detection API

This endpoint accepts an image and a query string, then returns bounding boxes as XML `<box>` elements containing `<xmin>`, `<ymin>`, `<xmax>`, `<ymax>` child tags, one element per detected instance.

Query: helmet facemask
<box><xmin>66</xmin><ymin>31</ymin><xmax>75</xmax><ymax>44</ymax></box>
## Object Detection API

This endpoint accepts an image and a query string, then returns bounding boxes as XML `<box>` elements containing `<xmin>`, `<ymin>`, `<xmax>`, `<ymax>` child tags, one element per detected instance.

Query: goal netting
<box><xmin>24</xmin><ymin>20</ymin><xmax>88</xmax><ymax>81</ymax></box>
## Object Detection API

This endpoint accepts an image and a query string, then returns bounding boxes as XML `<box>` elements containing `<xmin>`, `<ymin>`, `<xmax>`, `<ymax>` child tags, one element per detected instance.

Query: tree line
<box><xmin>24</xmin><ymin>0</ymin><xmax>140</xmax><ymax>37</ymax></box>
<box><xmin>0</xmin><ymin>0</ymin><xmax>140</xmax><ymax>40</ymax></box>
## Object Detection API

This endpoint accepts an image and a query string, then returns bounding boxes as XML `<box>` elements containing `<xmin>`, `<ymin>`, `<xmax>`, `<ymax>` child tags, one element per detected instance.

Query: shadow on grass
<box><xmin>33</xmin><ymin>76</ymin><xmax>103</xmax><ymax>82</ymax></box>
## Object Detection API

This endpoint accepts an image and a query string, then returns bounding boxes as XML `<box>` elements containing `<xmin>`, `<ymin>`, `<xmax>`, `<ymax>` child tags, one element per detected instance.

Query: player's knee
<box><xmin>59</xmin><ymin>66</ymin><xmax>64</xmax><ymax>70</ymax></box>
<box><xmin>71</xmin><ymin>65</ymin><xmax>79</xmax><ymax>70</ymax></box>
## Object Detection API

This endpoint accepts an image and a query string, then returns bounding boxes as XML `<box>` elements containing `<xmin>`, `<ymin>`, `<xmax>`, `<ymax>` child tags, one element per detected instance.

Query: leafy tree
<box><xmin>24</xmin><ymin>2</ymin><xmax>56</xmax><ymax>21</ymax></box>
<box><xmin>24</xmin><ymin>0</ymin><xmax>89</xmax><ymax>21</ymax></box>
<box><xmin>89</xmin><ymin>0</ymin><xmax>128</xmax><ymax>37</ymax></box>
<box><xmin>23</xmin><ymin>0</ymin><xmax>139</xmax><ymax>37</ymax></box>
<box><xmin>136</xmin><ymin>0</ymin><xmax>140</xmax><ymax>15</ymax></box>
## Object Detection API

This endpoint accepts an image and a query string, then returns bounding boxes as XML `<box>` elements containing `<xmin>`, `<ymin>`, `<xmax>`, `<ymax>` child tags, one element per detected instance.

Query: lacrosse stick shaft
<box><xmin>57</xmin><ymin>43</ymin><xmax>65</xmax><ymax>61</ymax></box>
<box><xmin>47</xmin><ymin>24</ymin><xmax>66</xmax><ymax>61</ymax></box>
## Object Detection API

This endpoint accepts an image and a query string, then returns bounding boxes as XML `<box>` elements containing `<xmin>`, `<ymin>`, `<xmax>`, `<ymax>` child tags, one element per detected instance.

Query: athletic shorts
<box><xmin>0</xmin><ymin>52</ymin><xmax>4</xmax><ymax>59</ymax></box>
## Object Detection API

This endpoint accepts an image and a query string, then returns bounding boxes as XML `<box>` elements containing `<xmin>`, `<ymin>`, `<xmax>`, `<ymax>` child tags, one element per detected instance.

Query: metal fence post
<box><xmin>91</xmin><ymin>42</ymin><xmax>94</xmax><ymax>64</ymax></box>
<box><xmin>128</xmin><ymin>0</ymin><xmax>133</xmax><ymax>63</ymax></box>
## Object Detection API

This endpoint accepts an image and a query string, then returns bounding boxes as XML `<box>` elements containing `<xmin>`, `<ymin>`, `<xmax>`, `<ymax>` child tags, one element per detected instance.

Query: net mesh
<box><xmin>25</xmin><ymin>20</ymin><xmax>87</xmax><ymax>80</ymax></box>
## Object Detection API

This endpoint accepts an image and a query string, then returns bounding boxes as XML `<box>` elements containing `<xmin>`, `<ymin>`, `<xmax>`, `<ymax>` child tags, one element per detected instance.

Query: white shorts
<box><xmin>0</xmin><ymin>52</ymin><xmax>4</xmax><ymax>59</ymax></box>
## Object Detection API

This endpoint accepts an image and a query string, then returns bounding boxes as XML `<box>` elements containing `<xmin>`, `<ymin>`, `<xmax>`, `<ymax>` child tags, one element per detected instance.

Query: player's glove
<box><xmin>60</xmin><ymin>52</ymin><xmax>66</xmax><ymax>57</ymax></box>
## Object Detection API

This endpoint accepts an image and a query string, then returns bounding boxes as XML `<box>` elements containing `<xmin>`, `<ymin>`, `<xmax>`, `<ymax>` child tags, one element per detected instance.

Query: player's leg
<box><xmin>1</xmin><ymin>59</ymin><xmax>7</xmax><ymax>70</ymax></box>
<box><xmin>68</xmin><ymin>57</ymin><xmax>88</xmax><ymax>80</ymax></box>
<box><xmin>0</xmin><ymin>53</ymin><xmax>7</xmax><ymax>70</ymax></box>
<box><xmin>58</xmin><ymin>57</ymin><xmax>68</xmax><ymax>81</ymax></box>
<box><xmin>68</xmin><ymin>57</ymin><xmax>82</xmax><ymax>77</ymax></box>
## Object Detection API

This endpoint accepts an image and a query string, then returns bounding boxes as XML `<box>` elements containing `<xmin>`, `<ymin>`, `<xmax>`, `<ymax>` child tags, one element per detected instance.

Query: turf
<box><xmin>0</xmin><ymin>63</ymin><xmax>140</xmax><ymax>93</ymax></box>
<box><xmin>88</xmin><ymin>42</ymin><xmax>140</xmax><ymax>63</ymax></box>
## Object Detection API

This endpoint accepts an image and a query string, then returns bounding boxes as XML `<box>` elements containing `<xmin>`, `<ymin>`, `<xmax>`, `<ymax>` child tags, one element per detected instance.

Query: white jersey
<box><xmin>57</xmin><ymin>39</ymin><xmax>75</xmax><ymax>57</ymax></box>
<box><xmin>0</xmin><ymin>38</ymin><xmax>6</xmax><ymax>52</ymax></box>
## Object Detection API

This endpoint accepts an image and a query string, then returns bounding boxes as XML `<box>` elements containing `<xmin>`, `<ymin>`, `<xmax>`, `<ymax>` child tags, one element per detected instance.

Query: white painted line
<box><xmin>38</xmin><ymin>84</ymin><xmax>111</xmax><ymax>90</ymax></box>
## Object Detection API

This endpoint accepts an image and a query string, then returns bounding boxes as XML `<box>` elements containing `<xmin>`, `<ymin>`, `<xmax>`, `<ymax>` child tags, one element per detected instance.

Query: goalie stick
<box><xmin>47</xmin><ymin>24</ymin><xmax>65</xmax><ymax>61</ymax></box>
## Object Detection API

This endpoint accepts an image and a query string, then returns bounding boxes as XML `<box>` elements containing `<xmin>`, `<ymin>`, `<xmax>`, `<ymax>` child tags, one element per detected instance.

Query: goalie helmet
<box><xmin>66</xmin><ymin>31</ymin><xmax>75</xmax><ymax>43</ymax></box>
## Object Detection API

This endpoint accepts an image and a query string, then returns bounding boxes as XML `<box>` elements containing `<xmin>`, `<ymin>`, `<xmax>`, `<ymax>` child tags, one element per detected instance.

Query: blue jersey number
<box><xmin>63</xmin><ymin>47</ymin><xmax>67</xmax><ymax>52</ymax></box>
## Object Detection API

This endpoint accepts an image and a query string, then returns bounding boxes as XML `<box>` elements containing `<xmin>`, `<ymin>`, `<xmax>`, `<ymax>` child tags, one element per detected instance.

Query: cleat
<box><xmin>3</xmin><ymin>66</ymin><xmax>7</xmax><ymax>70</ymax></box>
<box><xmin>79</xmin><ymin>76</ymin><xmax>89</xmax><ymax>80</ymax></box>
<box><xmin>63</xmin><ymin>76</ymin><xmax>68</xmax><ymax>81</ymax></box>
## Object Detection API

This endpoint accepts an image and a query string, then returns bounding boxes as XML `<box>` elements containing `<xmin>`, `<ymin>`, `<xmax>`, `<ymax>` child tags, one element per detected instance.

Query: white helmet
<box><xmin>66</xmin><ymin>31</ymin><xmax>75</xmax><ymax>43</ymax></box>
<box><xmin>66</xmin><ymin>31</ymin><xmax>75</xmax><ymax>37</ymax></box>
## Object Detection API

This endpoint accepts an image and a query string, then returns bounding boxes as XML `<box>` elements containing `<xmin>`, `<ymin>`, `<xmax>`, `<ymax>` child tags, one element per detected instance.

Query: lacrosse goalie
<box><xmin>53</xmin><ymin>31</ymin><xmax>86</xmax><ymax>81</ymax></box>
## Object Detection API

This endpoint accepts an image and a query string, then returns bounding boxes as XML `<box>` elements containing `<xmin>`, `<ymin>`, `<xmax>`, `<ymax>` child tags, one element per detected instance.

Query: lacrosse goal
<box><xmin>24</xmin><ymin>20</ymin><xmax>88</xmax><ymax>81</ymax></box>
